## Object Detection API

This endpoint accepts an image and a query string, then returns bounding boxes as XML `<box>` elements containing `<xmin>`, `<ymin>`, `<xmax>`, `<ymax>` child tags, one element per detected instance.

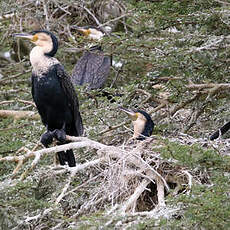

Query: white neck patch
<box><xmin>88</xmin><ymin>29</ymin><xmax>104</xmax><ymax>40</ymax></box>
<box><xmin>132</xmin><ymin>114</ymin><xmax>147</xmax><ymax>138</ymax></box>
<box><xmin>30</xmin><ymin>46</ymin><xmax>59</xmax><ymax>76</ymax></box>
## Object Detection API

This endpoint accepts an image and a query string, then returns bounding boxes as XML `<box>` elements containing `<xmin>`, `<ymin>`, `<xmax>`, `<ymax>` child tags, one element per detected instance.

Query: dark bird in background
<box><xmin>13</xmin><ymin>30</ymin><xmax>83</xmax><ymax>167</ymax></box>
<box><xmin>71</xmin><ymin>26</ymin><xmax>111</xmax><ymax>90</ymax></box>
<box><xmin>119</xmin><ymin>107</ymin><xmax>154</xmax><ymax>140</ymax></box>
<box><xmin>210</xmin><ymin>121</ymin><xmax>230</xmax><ymax>140</ymax></box>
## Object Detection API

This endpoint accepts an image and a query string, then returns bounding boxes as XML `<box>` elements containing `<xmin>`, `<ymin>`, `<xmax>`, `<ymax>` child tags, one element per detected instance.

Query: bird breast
<box><xmin>132</xmin><ymin>119</ymin><xmax>146</xmax><ymax>138</ymax></box>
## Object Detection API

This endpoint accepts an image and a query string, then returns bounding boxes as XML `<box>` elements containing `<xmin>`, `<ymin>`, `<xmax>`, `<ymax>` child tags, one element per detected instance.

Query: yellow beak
<box><xmin>118</xmin><ymin>107</ymin><xmax>138</xmax><ymax>120</ymax></box>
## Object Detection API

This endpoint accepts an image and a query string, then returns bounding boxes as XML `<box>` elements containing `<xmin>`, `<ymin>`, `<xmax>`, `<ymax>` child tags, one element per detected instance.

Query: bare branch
<box><xmin>42</xmin><ymin>0</ymin><xmax>50</xmax><ymax>30</ymax></box>
<box><xmin>82</xmin><ymin>6</ymin><xmax>102</xmax><ymax>27</ymax></box>
<box><xmin>99</xmin><ymin>11</ymin><xmax>133</xmax><ymax>28</ymax></box>
<box><xmin>187</xmin><ymin>83</ymin><xmax>230</xmax><ymax>90</ymax></box>
<box><xmin>0</xmin><ymin>110</ymin><xmax>39</xmax><ymax>120</ymax></box>
<box><xmin>0</xmin><ymin>99</ymin><xmax>36</xmax><ymax>107</ymax></box>
<box><xmin>120</xmin><ymin>179</ymin><xmax>150</xmax><ymax>213</ymax></box>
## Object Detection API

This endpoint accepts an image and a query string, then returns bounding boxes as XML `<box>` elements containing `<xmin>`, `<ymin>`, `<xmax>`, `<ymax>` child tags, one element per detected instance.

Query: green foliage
<box><xmin>165</xmin><ymin>173</ymin><xmax>230</xmax><ymax>229</ymax></box>
<box><xmin>156</xmin><ymin>140</ymin><xmax>230</xmax><ymax>229</ymax></box>
<box><xmin>0</xmin><ymin>181</ymin><xmax>50</xmax><ymax>214</ymax></box>
<box><xmin>159</xmin><ymin>141</ymin><xmax>230</xmax><ymax>171</ymax></box>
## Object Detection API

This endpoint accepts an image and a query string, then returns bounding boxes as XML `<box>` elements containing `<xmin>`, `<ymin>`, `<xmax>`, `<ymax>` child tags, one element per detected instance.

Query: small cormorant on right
<box><xmin>119</xmin><ymin>107</ymin><xmax>154</xmax><ymax>140</ymax></box>
<box><xmin>71</xmin><ymin>26</ymin><xmax>111</xmax><ymax>90</ymax></box>
<box><xmin>210</xmin><ymin>121</ymin><xmax>230</xmax><ymax>140</ymax></box>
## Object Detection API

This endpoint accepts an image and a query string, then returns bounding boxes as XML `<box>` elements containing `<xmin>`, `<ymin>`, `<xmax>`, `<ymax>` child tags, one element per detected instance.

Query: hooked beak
<box><xmin>12</xmin><ymin>33</ymin><xmax>34</xmax><ymax>40</ymax></box>
<box><xmin>71</xmin><ymin>26</ymin><xmax>85</xmax><ymax>31</ymax></box>
<box><xmin>118</xmin><ymin>107</ymin><xmax>137</xmax><ymax>120</ymax></box>
<box><xmin>71</xmin><ymin>26</ymin><xmax>90</xmax><ymax>36</ymax></box>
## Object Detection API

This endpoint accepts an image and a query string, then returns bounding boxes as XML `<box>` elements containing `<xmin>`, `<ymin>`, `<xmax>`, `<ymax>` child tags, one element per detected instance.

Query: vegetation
<box><xmin>0</xmin><ymin>0</ymin><xmax>230</xmax><ymax>229</ymax></box>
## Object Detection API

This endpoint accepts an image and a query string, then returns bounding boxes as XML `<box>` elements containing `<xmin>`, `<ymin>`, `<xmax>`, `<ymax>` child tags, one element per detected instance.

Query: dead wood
<box><xmin>1</xmin><ymin>135</ymin><xmax>197</xmax><ymax>217</ymax></box>
<box><xmin>0</xmin><ymin>99</ymin><xmax>36</xmax><ymax>107</ymax></box>
<box><xmin>0</xmin><ymin>69</ymin><xmax>31</xmax><ymax>84</ymax></box>
<box><xmin>187</xmin><ymin>83</ymin><xmax>230</xmax><ymax>90</ymax></box>
<box><xmin>0</xmin><ymin>110</ymin><xmax>39</xmax><ymax>120</ymax></box>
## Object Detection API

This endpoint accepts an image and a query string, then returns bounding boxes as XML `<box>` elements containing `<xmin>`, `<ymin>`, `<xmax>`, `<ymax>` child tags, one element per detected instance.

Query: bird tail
<box><xmin>75</xmin><ymin>111</ymin><xmax>84</xmax><ymax>136</ymax></box>
<box><xmin>210</xmin><ymin>121</ymin><xmax>230</xmax><ymax>140</ymax></box>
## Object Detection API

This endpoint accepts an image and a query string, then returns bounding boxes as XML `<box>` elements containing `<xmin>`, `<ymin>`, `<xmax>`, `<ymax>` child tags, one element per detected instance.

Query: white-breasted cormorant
<box><xmin>119</xmin><ymin>107</ymin><xmax>154</xmax><ymax>140</ymax></box>
<box><xmin>72</xmin><ymin>26</ymin><xmax>106</xmax><ymax>41</ymax></box>
<box><xmin>210</xmin><ymin>121</ymin><xmax>230</xmax><ymax>140</ymax></box>
<box><xmin>71</xmin><ymin>26</ymin><xmax>111</xmax><ymax>90</ymax></box>
<box><xmin>13</xmin><ymin>30</ymin><xmax>83</xmax><ymax>167</ymax></box>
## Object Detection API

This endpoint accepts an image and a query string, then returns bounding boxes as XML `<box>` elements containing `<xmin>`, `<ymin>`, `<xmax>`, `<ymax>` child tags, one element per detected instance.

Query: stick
<box><xmin>99</xmin><ymin>121</ymin><xmax>129</xmax><ymax>135</ymax></box>
<box><xmin>42</xmin><ymin>0</ymin><xmax>50</xmax><ymax>30</ymax></box>
<box><xmin>120</xmin><ymin>179</ymin><xmax>150</xmax><ymax>213</ymax></box>
<box><xmin>0</xmin><ymin>110</ymin><xmax>39</xmax><ymax>120</ymax></box>
<box><xmin>0</xmin><ymin>69</ymin><xmax>31</xmax><ymax>84</ymax></box>
<box><xmin>187</xmin><ymin>83</ymin><xmax>230</xmax><ymax>90</ymax></box>
<box><xmin>55</xmin><ymin>159</ymin><xmax>103</xmax><ymax>204</ymax></box>
<box><xmin>99</xmin><ymin>11</ymin><xmax>133</xmax><ymax>28</ymax></box>
<box><xmin>0</xmin><ymin>99</ymin><xmax>36</xmax><ymax>107</ymax></box>
<box><xmin>156</xmin><ymin>177</ymin><xmax>166</xmax><ymax>206</ymax></box>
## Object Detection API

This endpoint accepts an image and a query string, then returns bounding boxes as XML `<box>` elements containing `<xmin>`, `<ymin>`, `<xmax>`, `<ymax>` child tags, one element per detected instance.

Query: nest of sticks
<box><xmin>0</xmin><ymin>134</ymin><xmax>211</xmax><ymax>221</ymax></box>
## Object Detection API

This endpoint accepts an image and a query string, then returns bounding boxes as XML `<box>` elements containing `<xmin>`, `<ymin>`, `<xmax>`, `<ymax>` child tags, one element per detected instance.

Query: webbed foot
<box><xmin>40</xmin><ymin>131</ymin><xmax>54</xmax><ymax>147</ymax></box>
<box><xmin>53</xmin><ymin>129</ymin><xmax>66</xmax><ymax>143</ymax></box>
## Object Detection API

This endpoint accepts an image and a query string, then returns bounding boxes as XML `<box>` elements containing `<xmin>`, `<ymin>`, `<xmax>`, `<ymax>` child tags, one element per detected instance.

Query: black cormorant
<box><xmin>13</xmin><ymin>30</ymin><xmax>83</xmax><ymax>167</ymax></box>
<box><xmin>119</xmin><ymin>107</ymin><xmax>154</xmax><ymax>140</ymax></box>
<box><xmin>71</xmin><ymin>26</ymin><xmax>111</xmax><ymax>90</ymax></box>
<box><xmin>210</xmin><ymin>121</ymin><xmax>230</xmax><ymax>140</ymax></box>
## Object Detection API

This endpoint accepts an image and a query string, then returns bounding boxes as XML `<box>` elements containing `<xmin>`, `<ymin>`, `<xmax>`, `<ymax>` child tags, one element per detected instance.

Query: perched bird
<box><xmin>13</xmin><ymin>30</ymin><xmax>83</xmax><ymax>167</ymax></box>
<box><xmin>71</xmin><ymin>26</ymin><xmax>111</xmax><ymax>90</ymax></box>
<box><xmin>119</xmin><ymin>107</ymin><xmax>154</xmax><ymax>140</ymax></box>
<box><xmin>210</xmin><ymin>121</ymin><xmax>230</xmax><ymax>140</ymax></box>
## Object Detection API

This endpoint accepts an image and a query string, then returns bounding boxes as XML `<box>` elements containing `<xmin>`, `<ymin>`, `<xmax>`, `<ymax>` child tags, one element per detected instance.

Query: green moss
<box><xmin>165</xmin><ymin>172</ymin><xmax>230</xmax><ymax>229</ymax></box>
<box><xmin>159</xmin><ymin>140</ymin><xmax>230</xmax><ymax>171</ymax></box>
<box><xmin>0</xmin><ymin>181</ymin><xmax>50</xmax><ymax>213</ymax></box>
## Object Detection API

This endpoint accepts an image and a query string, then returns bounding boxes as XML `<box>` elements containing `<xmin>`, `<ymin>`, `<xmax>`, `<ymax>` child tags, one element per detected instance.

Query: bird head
<box><xmin>118</xmin><ymin>107</ymin><xmax>140</xmax><ymax>121</ymax></box>
<box><xmin>72</xmin><ymin>26</ymin><xmax>105</xmax><ymax>41</ymax></box>
<box><xmin>118</xmin><ymin>107</ymin><xmax>154</xmax><ymax>140</ymax></box>
<box><xmin>13</xmin><ymin>30</ymin><xmax>58</xmax><ymax>57</ymax></box>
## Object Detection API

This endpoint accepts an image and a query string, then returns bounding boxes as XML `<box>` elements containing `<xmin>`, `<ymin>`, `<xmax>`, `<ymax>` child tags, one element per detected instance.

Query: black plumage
<box><xmin>210</xmin><ymin>121</ymin><xmax>230</xmax><ymax>140</ymax></box>
<box><xmin>135</xmin><ymin>110</ymin><xmax>154</xmax><ymax>140</ymax></box>
<box><xmin>32</xmin><ymin>64</ymin><xmax>83</xmax><ymax>137</ymax></box>
<box><xmin>13</xmin><ymin>30</ymin><xmax>83</xmax><ymax>167</ymax></box>
<box><xmin>72</xmin><ymin>45</ymin><xmax>111</xmax><ymax>89</ymax></box>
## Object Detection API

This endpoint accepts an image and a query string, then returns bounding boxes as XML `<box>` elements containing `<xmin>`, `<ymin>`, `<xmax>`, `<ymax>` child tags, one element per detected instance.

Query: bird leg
<box><xmin>57</xmin><ymin>151</ymin><xmax>67</xmax><ymax>166</ymax></box>
<box><xmin>65</xmin><ymin>149</ymin><xmax>76</xmax><ymax>167</ymax></box>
